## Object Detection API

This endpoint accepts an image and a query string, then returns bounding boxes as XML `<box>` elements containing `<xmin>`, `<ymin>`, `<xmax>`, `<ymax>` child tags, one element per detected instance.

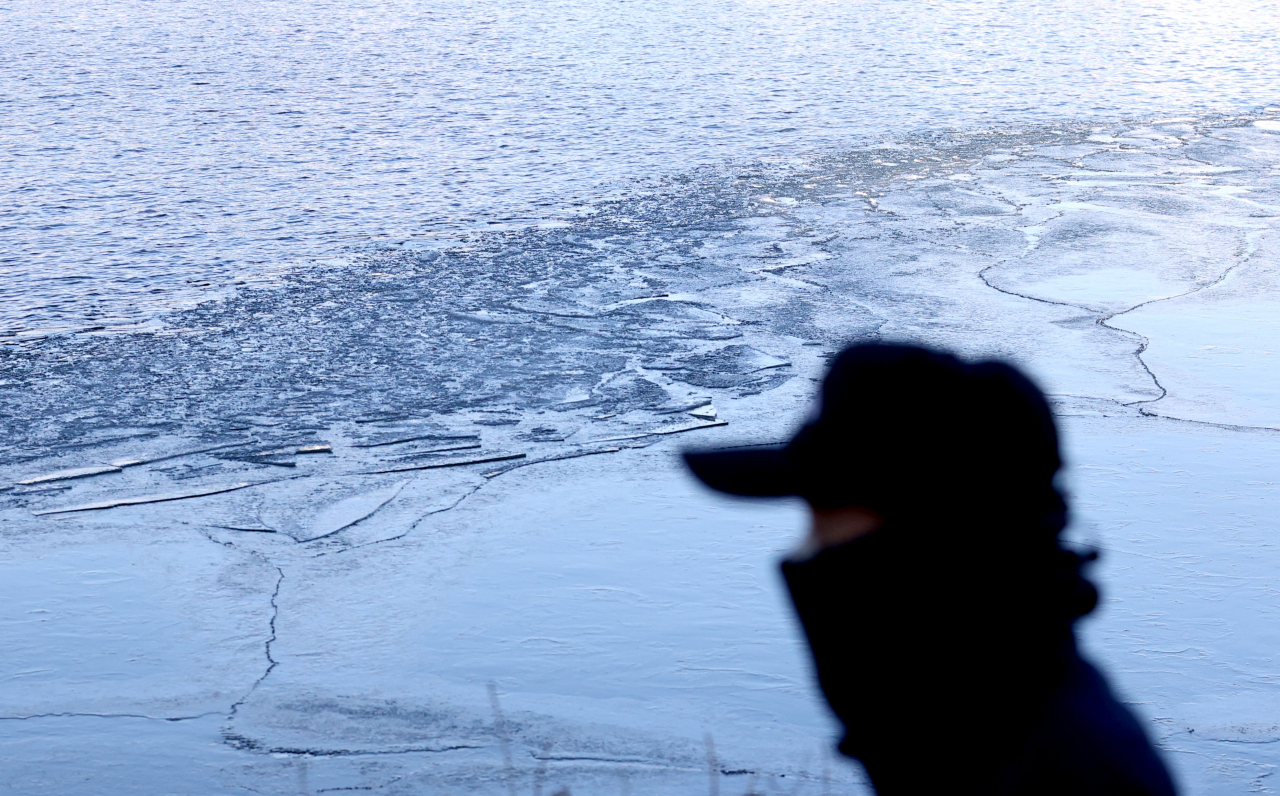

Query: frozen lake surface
<box><xmin>2</xmin><ymin>0</ymin><xmax>1279</xmax><ymax>336</ymax></box>
<box><xmin>3</xmin><ymin>2</ymin><xmax>1280</xmax><ymax>794</ymax></box>
<box><xmin>3</xmin><ymin>115</ymin><xmax>1280</xmax><ymax>794</ymax></box>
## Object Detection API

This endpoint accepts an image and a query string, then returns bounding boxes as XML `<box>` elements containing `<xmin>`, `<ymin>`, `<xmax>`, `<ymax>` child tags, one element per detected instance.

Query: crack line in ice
<box><xmin>32</xmin><ymin>477</ymin><xmax>298</xmax><ymax>515</ymax></box>
<box><xmin>313</xmin><ymin>482</ymin><xmax>486</xmax><ymax>557</ymax></box>
<box><xmin>298</xmin><ymin>480</ymin><xmax>408</xmax><ymax>542</ymax></box>
<box><xmin>1198</xmin><ymin>737</ymin><xmax>1280</xmax><ymax>746</ymax></box>
<box><xmin>1104</xmin><ymin>227</ymin><xmax>1270</xmax><ymax>415</ymax></box>
<box><xmin>222</xmin><ymin>562</ymin><xmax>283</xmax><ymax>739</ymax></box>
<box><xmin>974</xmin><ymin>179</ymin><xmax>1278</xmax><ymax>430</ymax></box>
<box><xmin>977</xmin><ymin>260</ymin><xmax>1096</xmax><ymax>313</ymax></box>
<box><xmin>362</xmin><ymin>451</ymin><xmax>526</xmax><ymax>475</ymax></box>
<box><xmin>481</xmin><ymin>445</ymin><xmax>624</xmax><ymax>478</ymax></box>
<box><xmin>584</xmin><ymin>418</ymin><xmax>728</xmax><ymax>444</ymax></box>
<box><xmin>529</xmin><ymin>754</ymin><xmax>671</xmax><ymax>765</ymax></box>
<box><xmin>223</xmin><ymin>742</ymin><xmax>485</xmax><ymax>757</ymax></box>
<box><xmin>1117</xmin><ymin>412</ymin><xmax>1280</xmax><ymax>437</ymax></box>
<box><xmin>0</xmin><ymin>711</ymin><xmax>224</xmax><ymax>722</ymax></box>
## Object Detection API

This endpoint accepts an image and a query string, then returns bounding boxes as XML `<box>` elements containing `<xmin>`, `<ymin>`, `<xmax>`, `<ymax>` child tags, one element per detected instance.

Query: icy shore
<box><xmin>3</xmin><ymin>114</ymin><xmax>1280</xmax><ymax>794</ymax></box>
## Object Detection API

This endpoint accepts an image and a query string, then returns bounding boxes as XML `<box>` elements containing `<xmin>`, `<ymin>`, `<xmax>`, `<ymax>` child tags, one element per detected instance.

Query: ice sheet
<box><xmin>3</xmin><ymin>114</ymin><xmax>1280</xmax><ymax>794</ymax></box>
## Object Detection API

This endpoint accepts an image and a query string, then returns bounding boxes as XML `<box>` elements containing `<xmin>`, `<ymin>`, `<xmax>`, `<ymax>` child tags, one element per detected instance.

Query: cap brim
<box><xmin>682</xmin><ymin>446</ymin><xmax>800</xmax><ymax>498</ymax></box>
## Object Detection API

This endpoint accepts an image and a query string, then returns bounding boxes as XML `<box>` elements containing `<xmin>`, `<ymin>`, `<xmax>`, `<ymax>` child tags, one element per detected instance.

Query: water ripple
<box><xmin>2</xmin><ymin>0</ymin><xmax>1277</xmax><ymax>334</ymax></box>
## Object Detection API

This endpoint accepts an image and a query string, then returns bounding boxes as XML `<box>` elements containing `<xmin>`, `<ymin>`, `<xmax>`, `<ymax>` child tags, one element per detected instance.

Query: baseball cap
<box><xmin>682</xmin><ymin>343</ymin><xmax>1062</xmax><ymax>514</ymax></box>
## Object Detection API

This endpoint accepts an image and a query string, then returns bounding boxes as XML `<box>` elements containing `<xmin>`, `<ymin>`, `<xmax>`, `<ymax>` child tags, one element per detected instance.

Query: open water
<box><xmin>2</xmin><ymin>0</ymin><xmax>1279</xmax><ymax>337</ymax></box>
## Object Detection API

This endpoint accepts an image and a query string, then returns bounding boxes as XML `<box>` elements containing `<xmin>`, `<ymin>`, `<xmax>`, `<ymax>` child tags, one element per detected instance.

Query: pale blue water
<box><xmin>2</xmin><ymin>0</ymin><xmax>1277</xmax><ymax>336</ymax></box>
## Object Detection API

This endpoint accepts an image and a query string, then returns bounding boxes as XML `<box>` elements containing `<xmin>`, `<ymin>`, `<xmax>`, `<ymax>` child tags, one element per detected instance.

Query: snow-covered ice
<box><xmin>3</xmin><ymin>114</ymin><xmax>1280</xmax><ymax>794</ymax></box>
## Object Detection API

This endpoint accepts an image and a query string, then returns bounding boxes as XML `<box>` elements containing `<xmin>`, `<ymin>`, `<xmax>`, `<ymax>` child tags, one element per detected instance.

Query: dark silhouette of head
<box><xmin>686</xmin><ymin>342</ymin><xmax>1070</xmax><ymax>539</ymax></box>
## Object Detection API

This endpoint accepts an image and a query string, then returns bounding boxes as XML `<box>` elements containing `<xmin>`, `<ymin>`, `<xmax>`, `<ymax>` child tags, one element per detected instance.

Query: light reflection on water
<box><xmin>1</xmin><ymin>0</ymin><xmax>1277</xmax><ymax>336</ymax></box>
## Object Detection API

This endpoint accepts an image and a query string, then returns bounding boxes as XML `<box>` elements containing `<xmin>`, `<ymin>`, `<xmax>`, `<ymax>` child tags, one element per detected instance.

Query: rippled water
<box><xmin>2</xmin><ymin>0</ymin><xmax>1278</xmax><ymax>335</ymax></box>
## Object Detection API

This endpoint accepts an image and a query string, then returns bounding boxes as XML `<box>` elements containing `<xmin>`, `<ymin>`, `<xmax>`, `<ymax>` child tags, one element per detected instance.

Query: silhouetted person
<box><xmin>685</xmin><ymin>344</ymin><xmax>1177</xmax><ymax>795</ymax></box>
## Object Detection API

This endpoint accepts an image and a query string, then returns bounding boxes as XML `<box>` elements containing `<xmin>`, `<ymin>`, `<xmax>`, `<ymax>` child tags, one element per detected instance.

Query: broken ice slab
<box><xmin>296</xmin><ymin>480</ymin><xmax>408</xmax><ymax>542</ymax></box>
<box><xmin>653</xmin><ymin>418</ymin><xmax>727</xmax><ymax>433</ymax></box>
<box><xmin>518</xmin><ymin>426</ymin><xmax>570</xmax><ymax>442</ymax></box>
<box><xmin>247</xmin><ymin>442</ymin><xmax>332</xmax><ymax>457</ymax></box>
<box><xmin>656</xmin><ymin>397</ymin><xmax>713</xmax><ymax>414</ymax></box>
<box><xmin>689</xmin><ymin>327</ymin><xmax>745</xmax><ymax>341</ymax></box>
<box><xmin>482</xmin><ymin>445</ymin><xmax>623</xmax><ymax>478</ymax></box>
<box><xmin>390</xmin><ymin>442</ymin><xmax>483</xmax><ymax>460</ymax></box>
<box><xmin>553</xmin><ymin>396</ymin><xmax>603</xmax><ymax>410</ymax></box>
<box><xmin>688</xmin><ymin>405</ymin><xmax>718</xmax><ymax>420</ymax></box>
<box><xmin>474</xmin><ymin>414</ymin><xmax>521</xmax><ymax>426</ymax></box>
<box><xmin>366</xmin><ymin>451</ymin><xmax>525</xmax><ymax>474</ymax></box>
<box><xmin>215</xmin><ymin>451</ymin><xmax>297</xmax><ymax>468</ymax></box>
<box><xmin>215</xmin><ymin>442</ymin><xmax>336</xmax><ymax>467</ymax></box>
<box><xmin>587</xmin><ymin>419</ymin><xmax>728</xmax><ymax>444</ymax></box>
<box><xmin>109</xmin><ymin>439</ymin><xmax>258</xmax><ymax>468</ymax></box>
<box><xmin>249</xmin><ymin>448</ymin><xmax>296</xmax><ymax>457</ymax></box>
<box><xmin>33</xmin><ymin>481</ymin><xmax>262</xmax><ymax>515</ymax></box>
<box><xmin>14</xmin><ymin>484</ymin><xmax>74</xmax><ymax>495</ymax></box>
<box><xmin>731</xmin><ymin>346</ymin><xmax>792</xmax><ymax>373</ymax></box>
<box><xmin>247</xmin><ymin>458</ymin><xmax>297</xmax><ymax>468</ymax></box>
<box><xmin>16</xmin><ymin>465</ymin><xmax>122</xmax><ymax>486</ymax></box>
<box><xmin>352</xmin><ymin>413</ymin><xmax>424</xmax><ymax>425</ymax></box>
<box><xmin>351</xmin><ymin>432</ymin><xmax>480</xmax><ymax>448</ymax></box>
<box><xmin>508</xmin><ymin>298</ymin><xmax>599</xmax><ymax>319</ymax></box>
<box><xmin>213</xmin><ymin>416</ymin><xmax>280</xmax><ymax>428</ymax></box>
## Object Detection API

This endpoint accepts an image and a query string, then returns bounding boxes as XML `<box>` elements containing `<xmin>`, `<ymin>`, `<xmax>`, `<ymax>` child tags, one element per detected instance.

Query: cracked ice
<box><xmin>3</xmin><ymin>115</ymin><xmax>1280</xmax><ymax>794</ymax></box>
